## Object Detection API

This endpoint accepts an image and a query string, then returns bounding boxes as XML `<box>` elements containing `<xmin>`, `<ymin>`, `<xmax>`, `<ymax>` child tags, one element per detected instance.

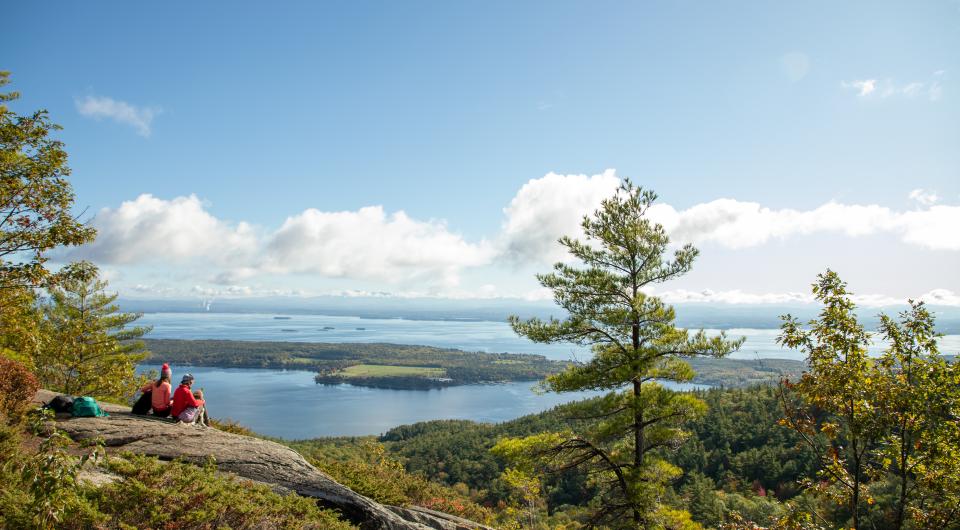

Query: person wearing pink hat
<box><xmin>139</xmin><ymin>363</ymin><xmax>174</xmax><ymax>417</ymax></box>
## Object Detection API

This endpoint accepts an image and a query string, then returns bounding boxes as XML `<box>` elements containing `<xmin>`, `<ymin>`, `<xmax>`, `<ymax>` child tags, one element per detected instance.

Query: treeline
<box><xmin>292</xmin><ymin>384</ymin><xmax>813</xmax><ymax>527</ymax></box>
<box><xmin>144</xmin><ymin>338</ymin><xmax>567</xmax><ymax>388</ymax></box>
<box><xmin>146</xmin><ymin>338</ymin><xmax>806</xmax><ymax>390</ymax></box>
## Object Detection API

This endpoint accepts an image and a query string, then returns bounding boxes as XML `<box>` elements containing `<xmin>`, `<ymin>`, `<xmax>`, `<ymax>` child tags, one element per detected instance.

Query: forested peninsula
<box><xmin>143</xmin><ymin>338</ymin><xmax>804</xmax><ymax>390</ymax></box>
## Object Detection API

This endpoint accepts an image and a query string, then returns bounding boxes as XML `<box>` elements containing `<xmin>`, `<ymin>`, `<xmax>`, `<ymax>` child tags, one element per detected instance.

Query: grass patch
<box><xmin>339</xmin><ymin>364</ymin><xmax>445</xmax><ymax>378</ymax></box>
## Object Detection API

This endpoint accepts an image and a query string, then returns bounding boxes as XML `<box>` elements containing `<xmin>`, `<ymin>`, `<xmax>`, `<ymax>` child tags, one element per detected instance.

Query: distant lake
<box><xmin>137</xmin><ymin>312</ymin><xmax>960</xmax><ymax>362</ymax></box>
<box><xmin>134</xmin><ymin>312</ymin><xmax>960</xmax><ymax>438</ymax></box>
<box><xmin>139</xmin><ymin>365</ymin><xmax>706</xmax><ymax>439</ymax></box>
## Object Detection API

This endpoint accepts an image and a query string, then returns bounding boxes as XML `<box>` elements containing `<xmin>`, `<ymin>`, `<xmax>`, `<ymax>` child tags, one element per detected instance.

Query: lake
<box><xmin>135</xmin><ymin>312</ymin><xmax>960</xmax><ymax>439</ymax></box>
<box><xmin>141</xmin><ymin>365</ymin><xmax>705</xmax><ymax>439</ymax></box>
<box><xmin>138</xmin><ymin>312</ymin><xmax>960</xmax><ymax>362</ymax></box>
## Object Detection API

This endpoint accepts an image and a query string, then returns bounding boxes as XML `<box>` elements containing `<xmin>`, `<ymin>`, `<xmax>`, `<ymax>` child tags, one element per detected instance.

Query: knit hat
<box><xmin>161</xmin><ymin>363</ymin><xmax>171</xmax><ymax>378</ymax></box>
<box><xmin>181</xmin><ymin>373</ymin><xmax>194</xmax><ymax>385</ymax></box>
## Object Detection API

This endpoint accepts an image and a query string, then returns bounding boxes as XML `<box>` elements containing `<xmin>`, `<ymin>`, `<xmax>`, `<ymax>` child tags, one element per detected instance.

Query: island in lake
<box><xmin>144</xmin><ymin>338</ymin><xmax>804</xmax><ymax>390</ymax></box>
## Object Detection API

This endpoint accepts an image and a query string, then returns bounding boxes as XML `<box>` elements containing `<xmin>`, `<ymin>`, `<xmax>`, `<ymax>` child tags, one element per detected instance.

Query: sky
<box><xmin>2</xmin><ymin>1</ymin><xmax>959</xmax><ymax>306</ymax></box>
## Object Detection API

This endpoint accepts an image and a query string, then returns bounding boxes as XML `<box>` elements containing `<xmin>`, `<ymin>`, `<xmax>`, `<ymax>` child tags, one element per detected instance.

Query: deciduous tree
<box><xmin>0</xmin><ymin>71</ymin><xmax>96</xmax><ymax>291</ymax></box>
<box><xmin>778</xmin><ymin>271</ymin><xmax>879</xmax><ymax>529</ymax></box>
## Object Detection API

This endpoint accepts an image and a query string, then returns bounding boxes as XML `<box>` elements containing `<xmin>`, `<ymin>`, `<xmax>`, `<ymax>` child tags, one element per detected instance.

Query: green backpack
<box><xmin>71</xmin><ymin>396</ymin><xmax>108</xmax><ymax>418</ymax></box>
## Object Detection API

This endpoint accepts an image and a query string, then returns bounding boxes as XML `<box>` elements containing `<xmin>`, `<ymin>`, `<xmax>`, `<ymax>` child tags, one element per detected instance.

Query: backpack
<box><xmin>71</xmin><ymin>396</ymin><xmax>108</xmax><ymax>418</ymax></box>
<box><xmin>131</xmin><ymin>390</ymin><xmax>152</xmax><ymax>415</ymax></box>
<box><xmin>45</xmin><ymin>395</ymin><xmax>74</xmax><ymax>413</ymax></box>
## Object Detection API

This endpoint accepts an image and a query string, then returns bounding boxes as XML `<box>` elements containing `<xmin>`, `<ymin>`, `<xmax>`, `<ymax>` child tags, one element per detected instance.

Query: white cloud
<box><xmin>650</xmin><ymin>200</ymin><xmax>960</xmax><ymax>251</ymax></box>
<box><xmin>73</xmin><ymin>195</ymin><xmax>494</xmax><ymax>288</ymax></box>
<box><xmin>500</xmin><ymin>172</ymin><xmax>960</xmax><ymax>261</ymax></box>
<box><xmin>843</xmin><ymin>79</ymin><xmax>877</xmax><ymax>96</ymax></box>
<box><xmin>71</xmin><ymin>194</ymin><xmax>257</xmax><ymax>264</ymax></box>
<box><xmin>901</xmin><ymin>82</ymin><xmax>925</xmax><ymax>97</ymax></box>
<box><xmin>76</xmin><ymin>176</ymin><xmax>960</xmax><ymax>301</ymax></box>
<box><xmin>842</xmin><ymin>71</ymin><xmax>945</xmax><ymax>101</ymax></box>
<box><xmin>648</xmin><ymin>287</ymin><xmax>960</xmax><ymax>307</ymax></box>
<box><xmin>75</xmin><ymin>95</ymin><xmax>160</xmax><ymax>136</ymax></box>
<box><xmin>780</xmin><ymin>52</ymin><xmax>810</xmax><ymax>82</ymax></box>
<box><xmin>909</xmin><ymin>188</ymin><xmax>939</xmax><ymax>206</ymax></box>
<box><xmin>918</xmin><ymin>288</ymin><xmax>960</xmax><ymax>306</ymax></box>
<box><xmin>261</xmin><ymin>206</ymin><xmax>494</xmax><ymax>287</ymax></box>
<box><xmin>500</xmin><ymin>169</ymin><xmax>621</xmax><ymax>263</ymax></box>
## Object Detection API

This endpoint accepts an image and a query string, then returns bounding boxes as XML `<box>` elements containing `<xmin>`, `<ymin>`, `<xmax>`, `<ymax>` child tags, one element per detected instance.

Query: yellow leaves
<box><xmin>820</xmin><ymin>422</ymin><xmax>839</xmax><ymax>438</ymax></box>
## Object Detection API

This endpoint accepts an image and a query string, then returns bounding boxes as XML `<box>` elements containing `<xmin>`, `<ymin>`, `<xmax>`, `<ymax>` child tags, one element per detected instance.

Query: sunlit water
<box><xmin>138</xmin><ymin>312</ymin><xmax>960</xmax><ymax>362</ymax></box>
<box><xmin>139</xmin><ymin>365</ymin><xmax>705</xmax><ymax>439</ymax></box>
<box><xmin>135</xmin><ymin>313</ymin><xmax>959</xmax><ymax>438</ymax></box>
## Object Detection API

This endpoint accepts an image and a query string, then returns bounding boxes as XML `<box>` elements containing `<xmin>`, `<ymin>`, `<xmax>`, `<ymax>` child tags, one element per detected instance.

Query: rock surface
<box><xmin>34</xmin><ymin>390</ymin><xmax>492</xmax><ymax>530</ymax></box>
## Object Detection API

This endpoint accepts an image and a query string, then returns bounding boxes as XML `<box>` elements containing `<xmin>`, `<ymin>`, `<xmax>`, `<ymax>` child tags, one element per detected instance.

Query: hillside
<box><xmin>30</xmin><ymin>390</ymin><xmax>492</xmax><ymax>530</ymax></box>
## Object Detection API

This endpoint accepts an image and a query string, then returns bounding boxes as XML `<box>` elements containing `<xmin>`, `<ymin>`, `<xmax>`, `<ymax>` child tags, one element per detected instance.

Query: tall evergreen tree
<box><xmin>37</xmin><ymin>262</ymin><xmax>151</xmax><ymax>401</ymax></box>
<box><xmin>502</xmin><ymin>181</ymin><xmax>743</xmax><ymax>528</ymax></box>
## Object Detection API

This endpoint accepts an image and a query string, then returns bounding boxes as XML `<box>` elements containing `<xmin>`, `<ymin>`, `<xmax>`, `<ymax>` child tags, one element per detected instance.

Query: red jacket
<box><xmin>170</xmin><ymin>384</ymin><xmax>205</xmax><ymax>418</ymax></box>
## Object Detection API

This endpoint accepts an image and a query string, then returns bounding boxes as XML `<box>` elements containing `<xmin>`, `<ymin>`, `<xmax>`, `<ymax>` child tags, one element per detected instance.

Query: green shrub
<box><xmin>303</xmin><ymin>440</ymin><xmax>494</xmax><ymax>525</ymax></box>
<box><xmin>207</xmin><ymin>417</ymin><xmax>258</xmax><ymax>437</ymax></box>
<box><xmin>93</xmin><ymin>453</ymin><xmax>355</xmax><ymax>530</ymax></box>
<box><xmin>0</xmin><ymin>411</ymin><xmax>104</xmax><ymax>529</ymax></box>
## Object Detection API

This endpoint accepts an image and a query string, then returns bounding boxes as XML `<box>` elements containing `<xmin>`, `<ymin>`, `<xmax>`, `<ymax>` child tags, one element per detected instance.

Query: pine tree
<box><xmin>36</xmin><ymin>262</ymin><xmax>151</xmax><ymax>401</ymax></box>
<box><xmin>502</xmin><ymin>181</ymin><xmax>743</xmax><ymax>528</ymax></box>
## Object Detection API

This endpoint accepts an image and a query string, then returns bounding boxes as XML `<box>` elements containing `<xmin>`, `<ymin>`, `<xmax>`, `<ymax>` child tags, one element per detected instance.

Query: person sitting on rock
<box><xmin>171</xmin><ymin>373</ymin><xmax>208</xmax><ymax>426</ymax></box>
<box><xmin>139</xmin><ymin>363</ymin><xmax>174</xmax><ymax>417</ymax></box>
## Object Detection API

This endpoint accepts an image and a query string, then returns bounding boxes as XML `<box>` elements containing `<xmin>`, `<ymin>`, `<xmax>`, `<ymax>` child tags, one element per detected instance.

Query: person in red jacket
<box><xmin>171</xmin><ymin>373</ymin><xmax>208</xmax><ymax>425</ymax></box>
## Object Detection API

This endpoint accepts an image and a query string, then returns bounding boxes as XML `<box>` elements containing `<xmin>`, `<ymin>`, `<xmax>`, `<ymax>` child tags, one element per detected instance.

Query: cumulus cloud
<box><xmin>499</xmin><ymin>171</ymin><xmax>960</xmax><ymax>262</ymax></box>
<box><xmin>260</xmin><ymin>206</ymin><xmax>495</xmax><ymax>287</ymax></box>
<box><xmin>75</xmin><ymin>95</ymin><xmax>160</xmax><ymax>136</ymax></box>
<box><xmin>72</xmin><ymin>195</ymin><xmax>494</xmax><ymax>288</ymax></box>
<box><xmin>76</xmin><ymin>176</ymin><xmax>959</xmax><ymax>300</ymax></box>
<box><xmin>651</xmin><ymin>200</ymin><xmax>960</xmax><ymax>250</ymax></box>
<box><xmin>500</xmin><ymin>169</ymin><xmax>621</xmax><ymax>263</ymax></box>
<box><xmin>71</xmin><ymin>194</ymin><xmax>258</xmax><ymax>264</ymax></box>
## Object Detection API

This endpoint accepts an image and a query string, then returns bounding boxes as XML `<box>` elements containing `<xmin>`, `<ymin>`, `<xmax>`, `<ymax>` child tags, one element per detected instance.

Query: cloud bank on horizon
<box><xmin>65</xmin><ymin>170</ymin><xmax>960</xmax><ymax>306</ymax></box>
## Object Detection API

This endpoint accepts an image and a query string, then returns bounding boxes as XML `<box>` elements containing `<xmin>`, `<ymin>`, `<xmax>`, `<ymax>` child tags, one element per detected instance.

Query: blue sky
<box><xmin>3</xmin><ymin>1</ymin><xmax>959</xmax><ymax>305</ymax></box>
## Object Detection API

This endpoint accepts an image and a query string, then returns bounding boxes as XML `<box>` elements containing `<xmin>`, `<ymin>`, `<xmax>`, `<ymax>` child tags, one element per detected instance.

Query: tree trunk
<box><xmin>633</xmin><ymin>319</ymin><xmax>642</xmax><ymax>526</ymax></box>
<box><xmin>852</xmin><ymin>440</ymin><xmax>861</xmax><ymax>530</ymax></box>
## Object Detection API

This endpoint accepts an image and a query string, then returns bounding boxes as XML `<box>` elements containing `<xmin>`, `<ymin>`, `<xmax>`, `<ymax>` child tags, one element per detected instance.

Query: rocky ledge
<box><xmin>33</xmin><ymin>390</ymin><xmax>493</xmax><ymax>530</ymax></box>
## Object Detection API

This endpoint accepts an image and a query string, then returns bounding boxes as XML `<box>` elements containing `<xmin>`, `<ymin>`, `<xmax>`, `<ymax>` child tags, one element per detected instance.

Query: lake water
<box><xmin>143</xmin><ymin>366</ymin><xmax>708</xmax><ymax>439</ymax></box>
<box><xmin>138</xmin><ymin>312</ymin><xmax>960</xmax><ymax>362</ymax></box>
<box><xmin>135</xmin><ymin>312</ymin><xmax>959</xmax><ymax>439</ymax></box>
